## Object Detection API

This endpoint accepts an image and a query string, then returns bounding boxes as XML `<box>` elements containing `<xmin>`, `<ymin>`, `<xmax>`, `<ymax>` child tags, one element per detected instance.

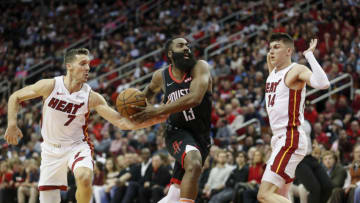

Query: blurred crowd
<box><xmin>1</xmin><ymin>0</ymin><xmax>360</xmax><ymax>203</ymax></box>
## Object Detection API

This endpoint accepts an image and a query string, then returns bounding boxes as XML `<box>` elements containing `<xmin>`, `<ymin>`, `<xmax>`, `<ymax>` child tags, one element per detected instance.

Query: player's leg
<box><xmin>158</xmin><ymin>161</ymin><xmax>183</xmax><ymax>203</ymax></box>
<box><xmin>258</xmin><ymin>133</ymin><xmax>298</xmax><ymax>203</ymax></box>
<box><xmin>157</xmin><ymin>183</ymin><xmax>181</xmax><ymax>203</ymax></box>
<box><xmin>38</xmin><ymin>143</ymin><xmax>68</xmax><ymax>203</ymax></box>
<box><xmin>164</xmin><ymin>129</ymin><xmax>208</xmax><ymax>203</ymax></box>
<box><xmin>257</xmin><ymin>181</ymin><xmax>291</xmax><ymax>203</ymax></box>
<box><xmin>69</xmin><ymin>143</ymin><xmax>94</xmax><ymax>203</ymax></box>
<box><xmin>180</xmin><ymin>148</ymin><xmax>203</xmax><ymax>202</ymax></box>
<box><xmin>74</xmin><ymin>167</ymin><xmax>93</xmax><ymax>203</ymax></box>
<box><xmin>40</xmin><ymin>190</ymin><xmax>61</xmax><ymax>203</ymax></box>
<box><xmin>277</xmin><ymin>182</ymin><xmax>292</xmax><ymax>199</ymax></box>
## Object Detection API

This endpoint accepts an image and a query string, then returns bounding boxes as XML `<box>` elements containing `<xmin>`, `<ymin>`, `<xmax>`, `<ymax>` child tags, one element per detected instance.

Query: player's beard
<box><xmin>172</xmin><ymin>51</ymin><xmax>197</xmax><ymax>72</ymax></box>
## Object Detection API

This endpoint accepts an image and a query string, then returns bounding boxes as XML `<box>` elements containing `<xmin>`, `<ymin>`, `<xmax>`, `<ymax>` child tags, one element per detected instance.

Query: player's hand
<box><xmin>131</xmin><ymin>103</ymin><xmax>161</xmax><ymax>123</ymax></box>
<box><xmin>303</xmin><ymin>39</ymin><xmax>318</xmax><ymax>55</ymax></box>
<box><xmin>131</xmin><ymin>99</ymin><xmax>170</xmax><ymax>123</ymax></box>
<box><xmin>4</xmin><ymin>125</ymin><xmax>23</xmax><ymax>145</ymax></box>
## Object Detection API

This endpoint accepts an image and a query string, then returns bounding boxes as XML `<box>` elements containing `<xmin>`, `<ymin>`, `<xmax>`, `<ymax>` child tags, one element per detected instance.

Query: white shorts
<box><xmin>261</xmin><ymin>127</ymin><xmax>307</xmax><ymax>188</ymax></box>
<box><xmin>38</xmin><ymin>141</ymin><xmax>94</xmax><ymax>191</ymax></box>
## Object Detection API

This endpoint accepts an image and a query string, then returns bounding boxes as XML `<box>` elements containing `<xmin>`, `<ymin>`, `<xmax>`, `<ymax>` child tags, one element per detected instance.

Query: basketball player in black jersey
<box><xmin>132</xmin><ymin>37</ymin><xmax>212</xmax><ymax>203</ymax></box>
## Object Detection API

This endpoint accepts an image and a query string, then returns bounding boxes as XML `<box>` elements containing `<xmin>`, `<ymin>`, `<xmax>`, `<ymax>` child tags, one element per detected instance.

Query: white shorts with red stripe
<box><xmin>38</xmin><ymin>141</ymin><xmax>94</xmax><ymax>191</ymax></box>
<box><xmin>261</xmin><ymin>126</ymin><xmax>307</xmax><ymax>188</ymax></box>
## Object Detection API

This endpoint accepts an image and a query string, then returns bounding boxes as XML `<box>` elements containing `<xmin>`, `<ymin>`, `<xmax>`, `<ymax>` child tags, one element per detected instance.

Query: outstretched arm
<box><xmin>298</xmin><ymin>39</ymin><xmax>330</xmax><ymax>89</ymax></box>
<box><xmin>90</xmin><ymin>91</ymin><xmax>166</xmax><ymax>130</ymax></box>
<box><xmin>5</xmin><ymin>79</ymin><xmax>55</xmax><ymax>145</ymax></box>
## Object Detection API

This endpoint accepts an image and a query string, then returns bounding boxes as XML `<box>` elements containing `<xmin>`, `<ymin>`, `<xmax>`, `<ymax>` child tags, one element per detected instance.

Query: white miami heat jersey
<box><xmin>265</xmin><ymin>63</ymin><xmax>306</xmax><ymax>133</ymax></box>
<box><xmin>41</xmin><ymin>76</ymin><xmax>91</xmax><ymax>145</ymax></box>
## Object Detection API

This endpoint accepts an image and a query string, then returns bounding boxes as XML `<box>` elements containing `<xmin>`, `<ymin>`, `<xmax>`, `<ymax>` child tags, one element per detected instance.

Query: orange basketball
<box><xmin>116</xmin><ymin>88</ymin><xmax>146</xmax><ymax>119</ymax></box>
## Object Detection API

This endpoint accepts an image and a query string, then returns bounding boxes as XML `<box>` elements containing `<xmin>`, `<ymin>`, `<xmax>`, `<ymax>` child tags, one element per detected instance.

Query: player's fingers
<box><xmin>131</xmin><ymin>111</ymin><xmax>144</xmax><ymax>119</ymax></box>
<box><xmin>9</xmin><ymin>136</ymin><xmax>16</xmax><ymax>145</ymax></box>
<box><xmin>130</xmin><ymin>105</ymin><xmax>145</xmax><ymax>110</ymax></box>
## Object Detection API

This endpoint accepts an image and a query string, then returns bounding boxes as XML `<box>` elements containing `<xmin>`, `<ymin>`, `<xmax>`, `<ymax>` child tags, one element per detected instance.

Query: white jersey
<box><xmin>41</xmin><ymin>76</ymin><xmax>91</xmax><ymax>146</ymax></box>
<box><xmin>265</xmin><ymin>63</ymin><xmax>306</xmax><ymax>134</ymax></box>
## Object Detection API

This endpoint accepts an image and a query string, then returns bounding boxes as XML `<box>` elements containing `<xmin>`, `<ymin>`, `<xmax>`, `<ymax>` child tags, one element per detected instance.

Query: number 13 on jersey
<box><xmin>268</xmin><ymin>94</ymin><xmax>276</xmax><ymax>107</ymax></box>
<box><xmin>183</xmin><ymin>108</ymin><xmax>195</xmax><ymax>121</ymax></box>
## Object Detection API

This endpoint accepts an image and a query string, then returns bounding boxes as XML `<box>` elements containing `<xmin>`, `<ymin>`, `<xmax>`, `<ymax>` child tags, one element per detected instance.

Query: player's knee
<box><xmin>75</xmin><ymin>168</ymin><xmax>92</xmax><ymax>188</ymax></box>
<box><xmin>185</xmin><ymin>161</ymin><xmax>201</xmax><ymax>174</ymax></box>
<box><xmin>257</xmin><ymin>191</ymin><xmax>268</xmax><ymax>202</ymax></box>
<box><xmin>184</xmin><ymin>159</ymin><xmax>202</xmax><ymax>176</ymax></box>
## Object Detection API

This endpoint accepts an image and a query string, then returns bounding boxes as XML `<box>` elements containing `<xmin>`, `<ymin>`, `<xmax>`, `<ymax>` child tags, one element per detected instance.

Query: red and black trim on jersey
<box><xmin>169</xmin><ymin>64</ymin><xmax>187</xmax><ymax>83</ymax></box>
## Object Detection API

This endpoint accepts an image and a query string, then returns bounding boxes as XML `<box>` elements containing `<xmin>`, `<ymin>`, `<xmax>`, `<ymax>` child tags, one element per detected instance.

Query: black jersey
<box><xmin>162</xmin><ymin>64</ymin><xmax>212</xmax><ymax>134</ymax></box>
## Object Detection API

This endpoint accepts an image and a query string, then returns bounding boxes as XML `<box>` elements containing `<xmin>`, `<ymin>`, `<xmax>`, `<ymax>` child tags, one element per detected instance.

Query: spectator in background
<box><xmin>93</xmin><ymin>159</ymin><xmax>120</xmax><ymax>203</ymax></box>
<box><xmin>112</xmin><ymin>148</ymin><xmax>152</xmax><ymax>203</ymax></box>
<box><xmin>336</xmin><ymin>129</ymin><xmax>353</xmax><ymax>164</ymax></box>
<box><xmin>93</xmin><ymin>162</ymin><xmax>105</xmax><ymax>187</ymax></box>
<box><xmin>328</xmin><ymin>144</ymin><xmax>360</xmax><ymax>203</ymax></box>
<box><xmin>209</xmin><ymin>151</ymin><xmax>249</xmax><ymax>203</ymax></box>
<box><xmin>215</xmin><ymin>118</ymin><xmax>232</xmax><ymax>147</ymax></box>
<box><xmin>347</xmin><ymin>120</ymin><xmax>360</xmax><ymax>145</ymax></box>
<box><xmin>0</xmin><ymin>161</ymin><xmax>13</xmax><ymax>203</ymax></box>
<box><xmin>314</xmin><ymin>122</ymin><xmax>329</xmax><ymax>148</ymax></box>
<box><xmin>109</xmin><ymin>130</ymin><xmax>124</xmax><ymax>155</ymax></box>
<box><xmin>139</xmin><ymin>154</ymin><xmax>171</xmax><ymax>203</ymax></box>
<box><xmin>17</xmin><ymin>159</ymin><xmax>39</xmax><ymax>203</ymax></box>
<box><xmin>204</xmin><ymin>150</ymin><xmax>234</xmax><ymax>200</ymax></box>
<box><xmin>242</xmin><ymin>150</ymin><xmax>265</xmax><ymax>203</ymax></box>
<box><xmin>322</xmin><ymin>150</ymin><xmax>347</xmax><ymax>189</ymax></box>
<box><xmin>336</xmin><ymin>96</ymin><xmax>353</xmax><ymax>125</ymax></box>
<box><xmin>95</xmin><ymin>131</ymin><xmax>112</xmax><ymax>154</ymax></box>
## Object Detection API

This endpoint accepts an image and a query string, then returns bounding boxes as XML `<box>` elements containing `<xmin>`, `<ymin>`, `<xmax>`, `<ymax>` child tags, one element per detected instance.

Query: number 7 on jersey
<box><xmin>64</xmin><ymin>115</ymin><xmax>76</xmax><ymax>126</ymax></box>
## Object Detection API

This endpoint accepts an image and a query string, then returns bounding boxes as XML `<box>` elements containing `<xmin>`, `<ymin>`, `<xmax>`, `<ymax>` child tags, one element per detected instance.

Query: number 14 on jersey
<box><xmin>268</xmin><ymin>94</ymin><xmax>276</xmax><ymax>107</ymax></box>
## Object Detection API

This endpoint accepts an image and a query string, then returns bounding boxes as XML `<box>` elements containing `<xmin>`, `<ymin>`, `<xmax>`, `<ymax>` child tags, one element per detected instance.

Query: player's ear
<box><xmin>287</xmin><ymin>47</ymin><xmax>292</xmax><ymax>56</ymax></box>
<box><xmin>65</xmin><ymin>63</ymin><xmax>72</xmax><ymax>71</ymax></box>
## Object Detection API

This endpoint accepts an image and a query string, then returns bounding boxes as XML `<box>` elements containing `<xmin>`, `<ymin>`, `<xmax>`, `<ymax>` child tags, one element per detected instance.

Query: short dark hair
<box><xmin>64</xmin><ymin>48</ymin><xmax>89</xmax><ymax>65</ymax></box>
<box><xmin>236</xmin><ymin>151</ymin><xmax>247</xmax><ymax>160</ymax></box>
<box><xmin>269</xmin><ymin>32</ymin><xmax>294</xmax><ymax>48</ymax></box>
<box><xmin>322</xmin><ymin>150</ymin><xmax>337</xmax><ymax>163</ymax></box>
<box><xmin>164</xmin><ymin>36</ymin><xmax>189</xmax><ymax>62</ymax></box>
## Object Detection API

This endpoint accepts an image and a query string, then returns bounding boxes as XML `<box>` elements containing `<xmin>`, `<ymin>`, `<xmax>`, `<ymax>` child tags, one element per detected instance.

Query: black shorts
<box><xmin>164</xmin><ymin>125</ymin><xmax>211</xmax><ymax>184</ymax></box>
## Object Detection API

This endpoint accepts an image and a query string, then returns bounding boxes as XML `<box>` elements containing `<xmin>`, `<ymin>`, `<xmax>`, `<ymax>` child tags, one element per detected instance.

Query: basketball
<box><xmin>116</xmin><ymin>88</ymin><xmax>146</xmax><ymax>119</ymax></box>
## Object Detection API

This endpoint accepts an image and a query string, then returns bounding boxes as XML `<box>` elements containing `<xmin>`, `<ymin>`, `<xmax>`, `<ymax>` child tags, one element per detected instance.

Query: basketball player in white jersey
<box><xmin>4</xmin><ymin>48</ymin><xmax>167</xmax><ymax>203</ymax></box>
<box><xmin>257</xmin><ymin>33</ymin><xmax>330</xmax><ymax>203</ymax></box>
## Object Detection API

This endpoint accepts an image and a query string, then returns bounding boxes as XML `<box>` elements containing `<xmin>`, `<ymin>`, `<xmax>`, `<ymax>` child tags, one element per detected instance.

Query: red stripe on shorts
<box><xmin>71</xmin><ymin>157</ymin><xmax>85</xmax><ymax>172</ymax></box>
